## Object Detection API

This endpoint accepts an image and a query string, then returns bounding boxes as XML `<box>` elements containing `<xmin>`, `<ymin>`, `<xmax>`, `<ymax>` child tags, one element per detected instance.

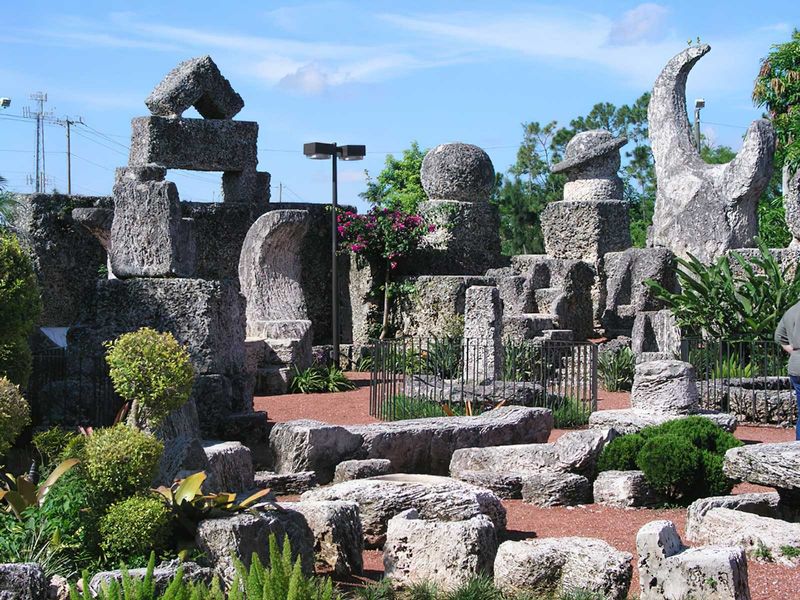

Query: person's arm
<box><xmin>775</xmin><ymin>315</ymin><xmax>793</xmax><ymax>354</ymax></box>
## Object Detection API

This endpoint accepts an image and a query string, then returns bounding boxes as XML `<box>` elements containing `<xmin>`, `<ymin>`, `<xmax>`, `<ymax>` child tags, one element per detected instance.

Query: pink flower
<box><xmin>390</xmin><ymin>261</ymin><xmax>398</xmax><ymax>270</ymax></box>
<box><xmin>337</xmin><ymin>226</ymin><xmax>345</xmax><ymax>234</ymax></box>
<box><xmin>351</xmin><ymin>243</ymin><xmax>365</xmax><ymax>252</ymax></box>
<box><xmin>428</xmin><ymin>224</ymin><xmax>436</xmax><ymax>232</ymax></box>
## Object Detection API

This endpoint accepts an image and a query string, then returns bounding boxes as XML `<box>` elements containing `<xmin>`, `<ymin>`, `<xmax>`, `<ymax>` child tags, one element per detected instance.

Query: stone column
<box><xmin>463</xmin><ymin>286</ymin><xmax>502</xmax><ymax>383</ymax></box>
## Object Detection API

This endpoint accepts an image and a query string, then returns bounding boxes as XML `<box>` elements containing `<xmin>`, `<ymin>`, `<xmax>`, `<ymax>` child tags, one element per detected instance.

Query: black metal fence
<box><xmin>26</xmin><ymin>349</ymin><xmax>123</xmax><ymax>427</ymax></box>
<box><xmin>369</xmin><ymin>337</ymin><xmax>598</xmax><ymax>422</ymax></box>
<box><xmin>680</xmin><ymin>338</ymin><xmax>795</xmax><ymax>425</ymax></box>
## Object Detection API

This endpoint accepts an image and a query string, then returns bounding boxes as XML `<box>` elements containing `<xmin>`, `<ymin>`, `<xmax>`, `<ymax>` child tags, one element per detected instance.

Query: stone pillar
<box><xmin>463</xmin><ymin>286</ymin><xmax>502</xmax><ymax>383</ymax></box>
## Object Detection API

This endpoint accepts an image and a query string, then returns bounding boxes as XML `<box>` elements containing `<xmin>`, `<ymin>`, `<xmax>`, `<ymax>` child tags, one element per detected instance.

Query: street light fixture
<box><xmin>694</xmin><ymin>98</ymin><xmax>705</xmax><ymax>151</ymax></box>
<box><xmin>302</xmin><ymin>141</ymin><xmax>366</xmax><ymax>366</ymax></box>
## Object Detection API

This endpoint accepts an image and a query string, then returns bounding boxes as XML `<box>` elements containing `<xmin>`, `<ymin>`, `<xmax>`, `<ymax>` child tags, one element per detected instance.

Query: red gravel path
<box><xmin>258</xmin><ymin>379</ymin><xmax>798</xmax><ymax>599</ymax></box>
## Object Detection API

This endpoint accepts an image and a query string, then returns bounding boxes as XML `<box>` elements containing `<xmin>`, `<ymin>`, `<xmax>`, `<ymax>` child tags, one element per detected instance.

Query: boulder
<box><xmin>349</xmin><ymin>406</ymin><xmax>552</xmax><ymax>475</ymax></box>
<box><xmin>637</xmin><ymin>520</ymin><xmax>751</xmax><ymax>599</ymax></box>
<box><xmin>284</xmin><ymin>501</ymin><xmax>363</xmax><ymax>577</ymax></box>
<box><xmin>521</xmin><ymin>472</ymin><xmax>591</xmax><ymax>507</ymax></box>
<box><xmin>89</xmin><ymin>561</ymin><xmax>213</xmax><ymax>596</ymax></box>
<box><xmin>269</xmin><ymin>420</ymin><xmax>363</xmax><ymax>484</ymax></box>
<box><xmin>420</xmin><ymin>143</ymin><xmax>495</xmax><ymax>203</ymax></box>
<box><xmin>724</xmin><ymin>441</ymin><xmax>800</xmax><ymax>503</ymax></box>
<box><xmin>384</xmin><ymin>510</ymin><xmax>497</xmax><ymax>588</ymax></box>
<box><xmin>203</xmin><ymin>440</ymin><xmax>254</xmax><ymax>492</ymax></box>
<box><xmin>589</xmin><ymin>409</ymin><xmax>737</xmax><ymax>435</ymax></box>
<box><xmin>631</xmin><ymin>360</ymin><xmax>699</xmax><ymax>415</ymax></box>
<box><xmin>0</xmin><ymin>563</ymin><xmax>46</xmax><ymax>600</ymax></box>
<box><xmin>333</xmin><ymin>459</ymin><xmax>392</xmax><ymax>483</ymax></box>
<box><xmin>254</xmin><ymin>471</ymin><xmax>318</xmax><ymax>495</ymax></box>
<box><xmin>195</xmin><ymin>509</ymin><xmax>315</xmax><ymax>583</ymax></box>
<box><xmin>688</xmin><ymin>507</ymin><xmax>800</xmax><ymax>567</ymax></box>
<box><xmin>494</xmin><ymin>538</ymin><xmax>632</xmax><ymax>600</ymax></box>
<box><xmin>301</xmin><ymin>474</ymin><xmax>506</xmax><ymax>548</ymax></box>
<box><xmin>145</xmin><ymin>55</ymin><xmax>244</xmax><ymax>119</ymax></box>
<box><xmin>593</xmin><ymin>470</ymin><xmax>659</xmax><ymax>508</ymax></box>
<box><xmin>685</xmin><ymin>492</ymin><xmax>785</xmax><ymax>540</ymax></box>
<box><xmin>453</xmin><ymin>470</ymin><xmax>524</xmax><ymax>499</ymax></box>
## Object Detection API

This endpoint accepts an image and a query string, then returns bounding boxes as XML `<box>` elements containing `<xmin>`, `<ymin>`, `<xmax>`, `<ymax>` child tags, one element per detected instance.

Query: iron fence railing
<box><xmin>680</xmin><ymin>338</ymin><xmax>795</xmax><ymax>425</ymax></box>
<box><xmin>26</xmin><ymin>349</ymin><xmax>123</xmax><ymax>427</ymax></box>
<box><xmin>369</xmin><ymin>337</ymin><xmax>597</xmax><ymax>421</ymax></box>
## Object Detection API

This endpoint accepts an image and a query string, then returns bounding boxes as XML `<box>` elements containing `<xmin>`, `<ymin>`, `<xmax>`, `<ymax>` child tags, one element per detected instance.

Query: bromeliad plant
<box><xmin>337</xmin><ymin>207</ymin><xmax>432</xmax><ymax>339</ymax></box>
<box><xmin>0</xmin><ymin>459</ymin><xmax>79</xmax><ymax>519</ymax></box>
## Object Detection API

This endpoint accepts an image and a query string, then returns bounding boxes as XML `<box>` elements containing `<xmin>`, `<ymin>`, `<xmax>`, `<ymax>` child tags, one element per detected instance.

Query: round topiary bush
<box><xmin>636</xmin><ymin>434</ymin><xmax>701</xmax><ymax>501</ymax></box>
<box><xmin>597</xmin><ymin>433</ymin><xmax>645</xmax><ymax>471</ymax></box>
<box><xmin>0</xmin><ymin>376</ymin><xmax>30</xmax><ymax>457</ymax></box>
<box><xmin>100</xmin><ymin>495</ymin><xmax>173</xmax><ymax>566</ymax></box>
<box><xmin>105</xmin><ymin>327</ymin><xmax>195</xmax><ymax>426</ymax></box>
<box><xmin>84</xmin><ymin>424</ymin><xmax>163</xmax><ymax>500</ymax></box>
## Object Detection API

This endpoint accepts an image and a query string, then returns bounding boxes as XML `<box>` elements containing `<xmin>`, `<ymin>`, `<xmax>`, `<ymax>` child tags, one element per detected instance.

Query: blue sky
<box><xmin>1</xmin><ymin>1</ymin><xmax>798</xmax><ymax>209</ymax></box>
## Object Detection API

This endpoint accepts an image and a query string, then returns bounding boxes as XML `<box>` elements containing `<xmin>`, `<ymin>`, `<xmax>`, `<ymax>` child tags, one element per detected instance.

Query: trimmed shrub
<box><xmin>33</xmin><ymin>426</ymin><xmax>78</xmax><ymax>466</ymax></box>
<box><xmin>0</xmin><ymin>376</ymin><xmax>30</xmax><ymax>456</ymax></box>
<box><xmin>699</xmin><ymin>450</ymin><xmax>736</xmax><ymax>497</ymax></box>
<box><xmin>0</xmin><ymin>231</ymin><xmax>41</xmax><ymax>341</ymax></box>
<box><xmin>60</xmin><ymin>433</ymin><xmax>87</xmax><ymax>461</ymax></box>
<box><xmin>0</xmin><ymin>334</ymin><xmax>33</xmax><ymax>388</ymax></box>
<box><xmin>597</xmin><ymin>433</ymin><xmax>645</xmax><ymax>472</ymax></box>
<box><xmin>105</xmin><ymin>327</ymin><xmax>194</xmax><ymax>425</ymax></box>
<box><xmin>84</xmin><ymin>424</ymin><xmax>163</xmax><ymax>500</ymax></box>
<box><xmin>636</xmin><ymin>434</ymin><xmax>701</xmax><ymax>501</ymax></box>
<box><xmin>100</xmin><ymin>495</ymin><xmax>173</xmax><ymax>566</ymax></box>
<box><xmin>640</xmin><ymin>415</ymin><xmax>741</xmax><ymax>454</ymax></box>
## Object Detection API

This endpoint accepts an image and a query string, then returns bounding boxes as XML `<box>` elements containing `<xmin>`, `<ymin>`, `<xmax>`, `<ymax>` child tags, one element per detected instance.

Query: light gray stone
<box><xmin>269</xmin><ymin>420</ymin><xmax>363</xmax><ymax>484</ymax></box>
<box><xmin>553</xmin><ymin>428</ymin><xmax>618</xmax><ymax>478</ymax></box>
<box><xmin>195</xmin><ymin>509</ymin><xmax>315</xmax><ymax>583</ymax></box>
<box><xmin>203</xmin><ymin>440</ymin><xmax>254</xmax><ymax>492</ymax></box>
<box><xmin>463</xmin><ymin>286</ymin><xmax>502</xmax><ymax>383</ymax></box>
<box><xmin>128</xmin><ymin>116</ymin><xmax>258</xmax><ymax>172</ymax></box>
<box><xmin>494</xmin><ymin>538</ymin><xmax>632</xmax><ymax>600</ymax></box>
<box><xmin>551</xmin><ymin>130</ymin><xmax>627</xmax><ymax>202</ymax></box>
<box><xmin>254</xmin><ymin>471</ymin><xmax>318</xmax><ymax>495</ymax></box>
<box><xmin>420</xmin><ymin>142</ymin><xmax>495</xmax><ymax>203</ymax></box>
<box><xmin>239</xmin><ymin>210</ymin><xmax>310</xmax><ymax>330</ymax></box>
<box><xmin>785</xmin><ymin>165</ymin><xmax>800</xmax><ymax>247</ymax></box>
<box><xmin>301</xmin><ymin>474</ymin><xmax>506</xmax><ymax>548</ymax></box>
<box><xmin>349</xmin><ymin>406</ymin><xmax>553</xmax><ymax>475</ymax></box>
<box><xmin>589</xmin><ymin>408</ymin><xmax>737</xmax><ymax>434</ymax></box>
<box><xmin>631</xmin><ymin>360</ymin><xmax>699</xmax><ymax>414</ymax></box>
<box><xmin>333</xmin><ymin>459</ymin><xmax>392</xmax><ymax>483</ymax></box>
<box><xmin>453</xmin><ymin>470</ymin><xmax>524</xmax><ymax>499</ymax></box>
<box><xmin>521</xmin><ymin>472</ymin><xmax>591</xmax><ymax>507</ymax></box>
<box><xmin>593</xmin><ymin>470</ymin><xmax>660</xmax><ymax>508</ymax></box>
<box><xmin>109</xmin><ymin>167</ymin><xmax>195</xmax><ymax>278</ymax></box>
<box><xmin>0</xmin><ymin>563</ymin><xmax>46</xmax><ymax>600</ymax></box>
<box><xmin>685</xmin><ymin>493</ymin><xmax>785</xmax><ymax>541</ymax></box>
<box><xmin>284</xmin><ymin>500</ymin><xmax>363</xmax><ymax>576</ymax></box>
<box><xmin>688</xmin><ymin>507</ymin><xmax>800</xmax><ymax>567</ymax></box>
<box><xmin>724</xmin><ymin>442</ymin><xmax>800</xmax><ymax>503</ymax></box>
<box><xmin>384</xmin><ymin>509</ymin><xmax>497</xmax><ymax>588</ymax></box>
<box><xmin>648</xmin><ymin>45</ymin><xmax>775</xmax><ymax>263</ymax></box>
<box><xmin>637</xmin><ymin>520</ymin><xmax>751</xmax><ymax>599</ymax></box>
<box><xmin>89</xmin><ymin>561</ymin><xmax>213</xmax><ymax>596</ymax></box>
<box><xmin>632</xmin><ymin>309</ymin><xmax>681</xmax><ymax>359</ymax></box>
<box><xmin>145</xmin><ymin>55</ymin><xmax>244</xmax><ymax>119</ymax></box>
<box><xmin>541</xmin><ymin>200</ymin><xmax>630</xmax><ymax>263</ymax></box>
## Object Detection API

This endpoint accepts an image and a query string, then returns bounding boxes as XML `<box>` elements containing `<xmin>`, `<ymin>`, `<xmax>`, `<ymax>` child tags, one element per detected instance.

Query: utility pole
<box><xmin>62</xmin><ymin>117</ymin><xmax>82</xmax><ymax>194</ymax></box>
<box><xmin>694</xmin><ymin>98</ymin><xmax>705</xmax><ymax>152</ymax></box>
<box><xmin>23</xmin><ymin>92</ymin><xmax>50</xmax><ymax>193</ymax></box>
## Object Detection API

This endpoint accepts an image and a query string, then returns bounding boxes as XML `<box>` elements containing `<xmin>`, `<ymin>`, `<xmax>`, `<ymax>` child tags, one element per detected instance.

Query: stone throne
<box><xmin>70</xmin><ymin>56</ymin><xmax>270</xmax><ymax>459</ymax></box>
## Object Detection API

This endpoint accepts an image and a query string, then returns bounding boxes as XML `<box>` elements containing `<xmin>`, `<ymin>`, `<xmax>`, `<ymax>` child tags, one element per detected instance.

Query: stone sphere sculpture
<box><xmin>551</xmin><ymin>129</ymin><xmax>627</xmax><ymax>202</ymax></box>
<box><xmin>421</xmin><ymin>142</ymin><xmax>495</xmax><ymax>203</ymax></box>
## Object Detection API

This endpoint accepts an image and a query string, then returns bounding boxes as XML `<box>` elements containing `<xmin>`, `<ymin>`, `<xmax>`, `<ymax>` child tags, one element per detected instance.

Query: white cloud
<box><xmin>279</xmin><ymin>63</ymin><xmax>330</xmax><ymax>94</ymax></box>
<box><xmin>607</xmin><ymin>3</ymin><xmax>669</xmax><ymax>46</ymax></box>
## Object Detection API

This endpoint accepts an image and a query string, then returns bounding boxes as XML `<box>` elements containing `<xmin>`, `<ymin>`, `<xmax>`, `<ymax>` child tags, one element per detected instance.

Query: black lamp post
<box><xmin>303</xmin><ymin>142</ymin><xmax>366</xmax><ymax>365</ymax></box>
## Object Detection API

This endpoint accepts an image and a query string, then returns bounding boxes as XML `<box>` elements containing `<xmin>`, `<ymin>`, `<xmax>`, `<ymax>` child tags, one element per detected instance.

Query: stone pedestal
<box><xmin>463</xmin><ymin>286</ymin><xmax>502</xmax><ymax>383</ymax></box>
<box><xmin>541</xmin><ymin>200</ymin><xmax>631</xmax><ymax>263</ymax></box>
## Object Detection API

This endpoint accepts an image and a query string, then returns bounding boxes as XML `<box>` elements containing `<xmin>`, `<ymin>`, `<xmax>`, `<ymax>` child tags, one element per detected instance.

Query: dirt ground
<box><xmin>255</xmin><ymin>376</ymin><xmax>799</xmax><ymax>599</ymax></box>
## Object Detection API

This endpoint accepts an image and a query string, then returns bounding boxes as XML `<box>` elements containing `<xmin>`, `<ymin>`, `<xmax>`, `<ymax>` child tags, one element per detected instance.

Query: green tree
<box><xmin>0</xmin><ymin>175</ymin><xmax>20</xmax><ymax>227</ymax></box>
<box><xmin>361</xmin><ymin>141</ymin><xmax>427</xmax><ymax>213</ymax></box>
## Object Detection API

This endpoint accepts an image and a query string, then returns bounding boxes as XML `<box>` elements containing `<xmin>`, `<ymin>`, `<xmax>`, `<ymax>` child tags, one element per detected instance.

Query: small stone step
<box><xmin>255</xmin><ymin>470</ymin><xmax>319</xmax><ymax>495</ymax></box>
<box><xmin>534</xmin><ymin>287</ymin><xmax>562</xmax><ymax>313</ymax></box>
<box><xmin>540</xmin><ymin>329</ymin><xmax>573</xmax><ymax>341</ymax></box>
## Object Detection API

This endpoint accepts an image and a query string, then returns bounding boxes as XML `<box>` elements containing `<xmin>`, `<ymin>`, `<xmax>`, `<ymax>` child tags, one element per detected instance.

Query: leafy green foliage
<box><xmin>33</xmin><ymin>427</ymin><xmax>78</xmax><ymax>466</ymax></box>
<box><xmin>753</xmin><ymin>28</ymin><xmax>800</xmax><ymax>172</ymax></box>
<box><xmin>599</xmin><ymin>417</ymin><xmax>742</xmax><ymax>504</ymax></box>
<box><xmin>444</xmin><ymin>577</ymin><xmax>502</xmax><ymax>600</ymax></box>
<box><xmin>289</xmin><ymin>365</ymin><xmax>356</xmax><ymax>394</ymax></box>
<box><xmin>598</xmin><ymin>347</ymin><xmax>635</xmax><ymax>392</ymax></box>
<box><xmin>0</xmin><ymin>508</ymin><xmax>75</xmax><ymax>578</ymax></box>
<box><xmin>105</xmin><ymin>328</ymin><xmax>195</xmax><ymax>426</ymax></box>
<box><xmin>550</xmin><ymin>397</ymin><xmax>591</xmax><ymax>429</ymax></box>
<box><xmin>100</xmin><ymin>495</ymin><xmax>173</xmax><ymax>566</ymax></box>
<box><xmin>780</xmin><ymin>545</ymin><xmax>800</xmax><ymax>559</ymax></box>
<box><xmin>422</xmin><ymin>336</ymin><xmax>463</xmax><ymax>379</ymax></box>
<box><xmin>361</xmin><ymin>141</ymin><xmax>428</xmax><ymax>214</ymax></box>
<box><xmin>646</xmin><ymin>242</ymin><xmax>800</xmax><ymax>339</ymax></box>
<box><xmin>0</xmin><ymin>334</ymin><xmax>33</xmax><ymax>389</ymax></box>
<box><xmin>84</xmin><ymin>424</ymin><xmax>163</xmax><ymax>501</ymax></box>
<box><xmin>0</xmin><ymin>376</ymin><xmax>30</xmax><ymax>457</ymax></box>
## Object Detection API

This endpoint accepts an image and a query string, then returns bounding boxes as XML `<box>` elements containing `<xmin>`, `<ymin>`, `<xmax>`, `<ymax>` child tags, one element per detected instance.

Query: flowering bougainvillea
<box><xmin>337</xmin><ymin>207</ymin><xmax>433</xmax><ymax>338</ymax></box>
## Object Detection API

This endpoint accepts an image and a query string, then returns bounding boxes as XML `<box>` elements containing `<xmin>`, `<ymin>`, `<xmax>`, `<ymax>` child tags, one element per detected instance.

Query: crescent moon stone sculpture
<box><xmin>648</xmin><ymin>44</ymin><xmax>775</xmax><ymax>262</ymax></box>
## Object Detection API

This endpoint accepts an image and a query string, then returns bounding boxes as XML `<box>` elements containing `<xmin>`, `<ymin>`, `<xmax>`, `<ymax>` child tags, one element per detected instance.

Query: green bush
<box><xmin>0</xmin><ymin>376</ymin><xmax>30</xmax><ymax>457</ymax></box>
<box><xmin>550</xmin><ymin>397</ymin><xmax>591</xmax><ymax>429</ymax></box>
<box><xmin>100</xmin><ymin>495</ymin><xmax>173</xmax><ymax>566</ymax></box>
<box><xmin>0</xmin><ymin>334</ymin><xmax>33</xmax><ymax>388</ymax></box>
<box><xmin>636</xmin><ymin>434</ymin><xmax>702</xmax><ymax>500</ymax></box>
<box><xmin>0</xmin><ymin>231</ymin><xmax>41</xmax><ymax>341</ymax></box>
<box><xmin>105</xmin><ymin>328</ymin><xmax>194</xmax><ymax>425</ymax></box>
<box><xmin>597</xmin><ymin>433</ymin><xmax>645</xmax><ymax>472</ymax></box>
<box><xmin>84</xmin><ymin>424</ymin><xmax>163</xmax><ymax>500</ymax></box>
<box><xmin>33</xmin><ymin>426</ymin><xmax>78</xmax><ymax>466</ymax></box>
<box><xmin>598</xmin><ymin>347</ymin><xmax>635</xmax><ymax>392</ymax></box>
<box><xmin>641</xmin><ymin>416</ymin><xmax>741</xmax><ymax>454</ymax></box>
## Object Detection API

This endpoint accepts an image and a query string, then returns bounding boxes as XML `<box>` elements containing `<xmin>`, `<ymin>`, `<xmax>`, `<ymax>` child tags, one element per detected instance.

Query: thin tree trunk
<box><xmin>380</xmin><ymin>260</ymin><xmax>391</xmax><ymax>340</ymax></box>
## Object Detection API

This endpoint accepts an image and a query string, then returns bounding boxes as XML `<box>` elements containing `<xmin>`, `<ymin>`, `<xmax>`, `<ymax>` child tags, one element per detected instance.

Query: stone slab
<box><xmin>203</xmin><ymin>440</ymin><xmax>254</xmax><ymax>492</ymax></box>
<box><xmin>254</xmin><ymin>471</ymin><xmax>318</xmax><ymax>495</ymax></box>
<box><xmin>521</xmin><ymin>472</ymin><xmax>591</xmax><ymax>507</ymax></box>
<box><xmin>593</xmin><ymin>470</ymin><xmax>660</xmax><ymax>508</ymax></box>
<box><xmin>589</xmin><ymin>409</ymin><xmax>737</xmax><ymax>435</ymax></box>
<box><xmin>724</xmin><ymin>441</ymin><xmax>800</xmax><ymax>497</ymax></box>
<box><xmin>333</xmin><ymin>459</ymin><xmax>392</xmax><ymax>483</ymax></box>
<box><xmin>541</xmin><ymin>200</ymin><xmax>631</xmax><ymax>262</ymax></box>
